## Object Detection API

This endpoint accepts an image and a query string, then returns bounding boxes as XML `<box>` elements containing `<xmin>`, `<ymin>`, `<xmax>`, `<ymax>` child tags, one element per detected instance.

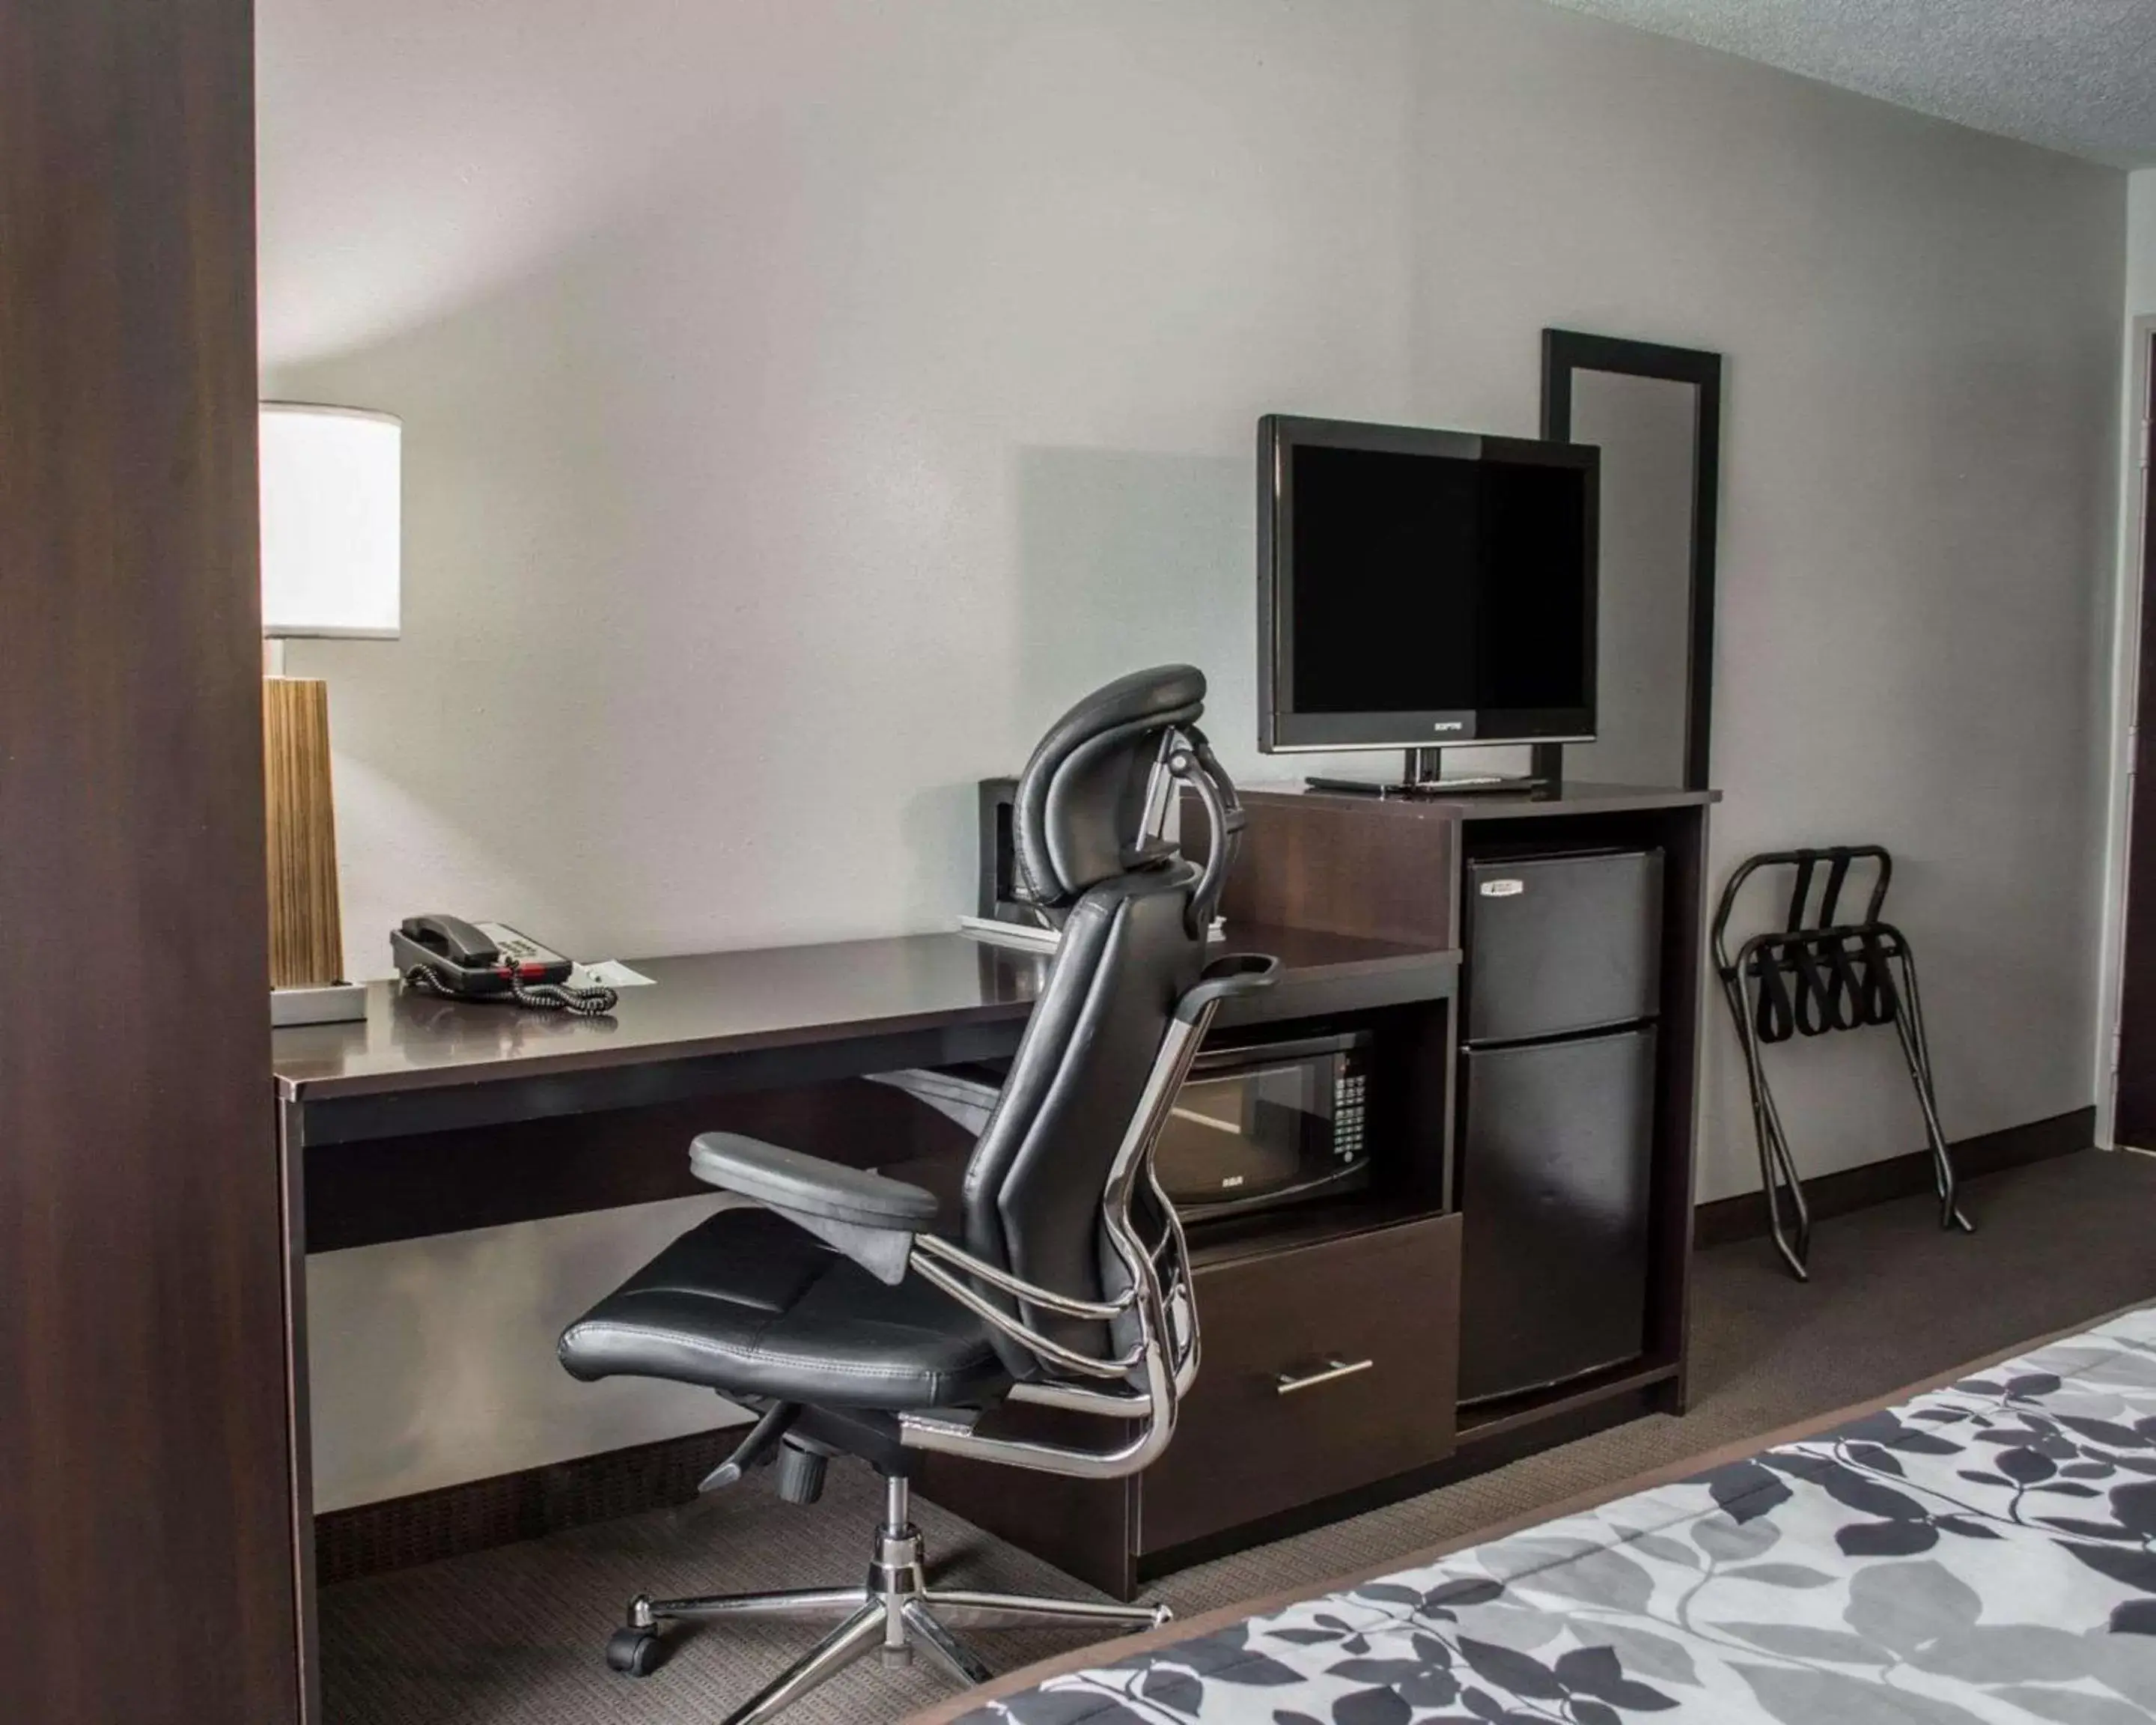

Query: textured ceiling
<box><xmin>1541</xmin><ymin>0</ymin><xmax>2156</xmax><ymax>167</ymax></box>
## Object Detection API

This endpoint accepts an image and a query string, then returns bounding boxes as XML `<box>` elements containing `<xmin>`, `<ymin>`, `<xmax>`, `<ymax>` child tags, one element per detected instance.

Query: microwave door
<box><xmin>1159</xmin><ymin>1063</ymin><xmax>1321</xmax><ymax>1206</ymax></box>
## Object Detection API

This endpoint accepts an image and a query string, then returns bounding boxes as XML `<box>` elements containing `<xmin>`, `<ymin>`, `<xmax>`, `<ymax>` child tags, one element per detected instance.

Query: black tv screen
<box><xmin>1258</xmin><ymin>416</ymin><xmax>1598</xmax><ymax>752</ymax></box>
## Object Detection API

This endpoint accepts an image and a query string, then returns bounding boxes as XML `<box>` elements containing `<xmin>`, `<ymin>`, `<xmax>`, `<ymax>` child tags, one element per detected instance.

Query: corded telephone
<box><xmin>392</xmin><ymin>915</ymin><xmax>620</xmax><ymax>1017</ymax></box>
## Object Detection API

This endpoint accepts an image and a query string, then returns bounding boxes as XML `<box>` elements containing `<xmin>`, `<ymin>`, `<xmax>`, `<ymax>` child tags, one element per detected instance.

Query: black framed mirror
<box><xmin>1534</xmin><ymin>330</ymin><xmax>1723</xmax><ymax>791</ymax></box>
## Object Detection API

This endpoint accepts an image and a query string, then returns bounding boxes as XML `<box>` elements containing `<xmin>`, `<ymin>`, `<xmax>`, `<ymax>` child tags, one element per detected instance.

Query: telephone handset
<box><xmin>392</xmin><ymin>916</ymin><xmax>620</xmax><ymax>1017</ymax></box>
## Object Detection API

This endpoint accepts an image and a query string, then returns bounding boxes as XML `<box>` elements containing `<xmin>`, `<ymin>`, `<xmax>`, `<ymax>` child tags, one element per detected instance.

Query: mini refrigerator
<box><xmin>1458</xmin><ymin>848</ymin><xmax>1662</xmax><ymax>1405</ymax></box>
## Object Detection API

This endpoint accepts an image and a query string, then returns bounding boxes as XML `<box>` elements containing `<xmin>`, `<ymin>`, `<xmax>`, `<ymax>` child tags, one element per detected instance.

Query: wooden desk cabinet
<box><xmin>1148</xmin><ymin>1216</ymin><xmax>1461</xmax><ymax>1551</ymax></box>
<box><xmin>925</xmin><ymin>1214</ymin><xmax>1461</xmax><ymax>1596</ymax></box>
<box><xmin>926</xmin><ymin>782</ymin><xmax>1713</xmax><ymax>1597</ymax></box>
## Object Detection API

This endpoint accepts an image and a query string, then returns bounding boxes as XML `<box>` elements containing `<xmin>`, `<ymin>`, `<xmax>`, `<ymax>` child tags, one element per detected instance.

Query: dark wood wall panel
<box><xmin>2111</xmin><ymin>343</ymin><xmax>2156</xmax><ymax>1149</ymax></box>
<box><xmin>0</xmin><ymin>1</ymin><xmax>299</xmax><ymax>1720</ymax></box>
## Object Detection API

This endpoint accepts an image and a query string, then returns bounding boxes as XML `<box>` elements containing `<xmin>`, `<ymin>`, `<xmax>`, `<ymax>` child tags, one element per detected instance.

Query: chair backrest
<box><xmin>960</xmin><ymin>666</ymin><xmax>1237</xmax><ymax>1379</ymax></box>
<box><xmin>1006</xmin><ymin>664</ymin><xmax>1205</xmax><ymax>923</ymax></box>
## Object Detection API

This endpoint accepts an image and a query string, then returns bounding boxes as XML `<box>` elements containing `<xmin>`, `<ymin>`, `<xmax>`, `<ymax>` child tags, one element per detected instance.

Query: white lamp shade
<box><xmin>260</xmin><ymin>403</ymin><xmax>402</xmax><ymax>638</ymax></box>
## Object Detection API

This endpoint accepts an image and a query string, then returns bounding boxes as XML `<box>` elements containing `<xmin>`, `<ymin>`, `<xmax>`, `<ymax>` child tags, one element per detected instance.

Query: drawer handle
<box><xmin>1276</xmin><ymin>1357</ymin><xmax>1374</xmax><ymax>1396</ymax></box>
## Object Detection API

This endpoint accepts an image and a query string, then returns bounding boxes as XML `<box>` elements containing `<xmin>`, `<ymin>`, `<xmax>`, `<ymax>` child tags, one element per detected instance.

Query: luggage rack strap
<box><xmin>1713</xmin><ymin>848</ymin><xmax>1897</xmax><ymax>1046</ymax></box>
<box><xmin>1740</xmin><ymin>922</ymin><xmax>1907</xmax><ymax>1045</ymax></box>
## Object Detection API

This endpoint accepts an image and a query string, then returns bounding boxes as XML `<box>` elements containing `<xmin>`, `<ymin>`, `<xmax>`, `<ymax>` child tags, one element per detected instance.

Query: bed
<box><xmin>910</xmin><ymin>1301</ymin><xmax>2156</xmax><ymax>1725</ymax></box>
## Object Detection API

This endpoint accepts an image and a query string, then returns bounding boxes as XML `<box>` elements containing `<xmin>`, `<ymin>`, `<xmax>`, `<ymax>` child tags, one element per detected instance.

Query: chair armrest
<box><xmin>1174</xmin><ymin>952</ymin><xmax>1280</xmax><ymax>1023</ymax></box>
<box><xmin>689</xmin><ymin>1134</ymin><xmax>940</xmax><ymax>1229</ymax></box>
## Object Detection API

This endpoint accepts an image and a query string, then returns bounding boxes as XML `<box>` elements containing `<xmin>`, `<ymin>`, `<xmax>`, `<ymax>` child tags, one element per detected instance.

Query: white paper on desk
<box><xmin>570</xmin><ymin>960</ymin><xmax>658</xmax><ymax>989</ymax></box>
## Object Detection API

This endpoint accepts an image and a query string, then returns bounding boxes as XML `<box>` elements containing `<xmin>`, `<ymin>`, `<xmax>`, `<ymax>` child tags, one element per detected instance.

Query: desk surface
<box><xmin>274</xmin><ymin>924</ymin><xmax>1455</xmax><ymax>1111</ymax></box>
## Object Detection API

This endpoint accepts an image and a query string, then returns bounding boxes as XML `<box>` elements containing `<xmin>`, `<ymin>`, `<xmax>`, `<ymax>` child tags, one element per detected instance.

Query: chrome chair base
<box><xmin>606</xmin><ymin>1475</ymin><xmax>1172</xmax><ymax>1725</ymax></box>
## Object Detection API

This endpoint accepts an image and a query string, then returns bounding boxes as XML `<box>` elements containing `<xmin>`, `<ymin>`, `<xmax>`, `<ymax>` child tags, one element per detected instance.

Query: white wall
<box><xmin>2132</xmin><ymin>174</ymin><xmax>2156</xmax><ymax>311</ymax></box>
<box><xmin>259</xmin><ymin>0</ymin><xmax>2126</xmax><ymax>1506</ymax></box>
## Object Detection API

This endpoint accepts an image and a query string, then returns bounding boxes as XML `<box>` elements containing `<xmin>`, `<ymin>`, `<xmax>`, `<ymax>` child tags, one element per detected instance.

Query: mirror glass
<box><xmin>1562</xmin><ymin>369</ymin><xmax>1699</xmax><ymax>787</ymax></box>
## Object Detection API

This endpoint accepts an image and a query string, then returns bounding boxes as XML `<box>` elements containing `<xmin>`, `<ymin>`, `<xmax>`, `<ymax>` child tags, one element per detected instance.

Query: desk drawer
<box><xmin>1139</xmin><ymin>1212</ymin><xmax>1461</xmax><ymax>1553</ymax></box>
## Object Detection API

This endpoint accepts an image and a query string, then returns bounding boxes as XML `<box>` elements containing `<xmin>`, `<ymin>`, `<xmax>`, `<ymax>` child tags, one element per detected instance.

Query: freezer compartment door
<box><xmin>1464</xmin><ymin>848</ymin><xmax>1663</xmax><ymax>1044</ymax></box>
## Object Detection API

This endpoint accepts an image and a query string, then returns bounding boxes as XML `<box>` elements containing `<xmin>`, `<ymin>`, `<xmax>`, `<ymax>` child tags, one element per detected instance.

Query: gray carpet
<box><xmin>321</xmin><ymin>1148</ymin><xmax>2156</xmax><ymax>1724</ymax></box>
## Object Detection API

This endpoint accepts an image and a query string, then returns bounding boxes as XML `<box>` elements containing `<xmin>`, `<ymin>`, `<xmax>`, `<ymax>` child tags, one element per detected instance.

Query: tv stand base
<box><xmin>1305</xmin><ymin>773</ymin><xmax>1546</xmax><ymax>798</ymax></box>
<box><xmin>1304</xmin><ymin>745</ymin><xmax>1546</xmax><ymax>799</ymax></box>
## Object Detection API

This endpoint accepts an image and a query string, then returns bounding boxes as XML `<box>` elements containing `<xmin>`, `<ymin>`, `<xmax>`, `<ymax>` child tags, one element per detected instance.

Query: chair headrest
<box><xmin>1011</xmin><ymin>665</ymin><xmax>1207</xmax><ymax>910</ymax></box>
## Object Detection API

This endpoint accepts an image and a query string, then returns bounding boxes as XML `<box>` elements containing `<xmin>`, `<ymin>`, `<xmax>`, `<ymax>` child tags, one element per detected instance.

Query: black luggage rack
<box><xmin>1710</xmin><ymin>845</ymin><xmax>1973</xmax><ymax>1280</ymax></box>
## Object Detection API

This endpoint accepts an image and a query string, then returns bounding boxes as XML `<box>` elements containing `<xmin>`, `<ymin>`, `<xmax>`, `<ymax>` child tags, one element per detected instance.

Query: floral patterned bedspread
<box><xmin>958</xmin><ymin>1304</ymin><xmax>2156</xmax><ymax>1725</ymax></box>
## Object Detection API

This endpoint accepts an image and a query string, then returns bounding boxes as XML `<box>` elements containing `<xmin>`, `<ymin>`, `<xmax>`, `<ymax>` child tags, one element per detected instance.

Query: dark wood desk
<box><xmin>272</xmin><ymin>922</ymin><xmax>1458</xmax><ymax>1721</ymax></box>
<box><xmin>275</xmin><ymin>924</ymin><xmax>1455</xmax><ymax>1145</ymax></box>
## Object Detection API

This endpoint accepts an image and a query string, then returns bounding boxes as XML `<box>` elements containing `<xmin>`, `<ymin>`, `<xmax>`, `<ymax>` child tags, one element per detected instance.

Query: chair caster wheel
<box><xmin>606</xmin><ymin>1626</ymin><xmax>667</xmax><ymax>1677</ymax></box>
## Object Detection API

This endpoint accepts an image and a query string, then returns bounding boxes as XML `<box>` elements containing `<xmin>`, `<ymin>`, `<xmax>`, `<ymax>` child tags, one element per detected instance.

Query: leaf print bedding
<box><xmin>954</xmin><ymin>1303</ymin><xmax>2156</xmax><ymax>1724</ymax></box>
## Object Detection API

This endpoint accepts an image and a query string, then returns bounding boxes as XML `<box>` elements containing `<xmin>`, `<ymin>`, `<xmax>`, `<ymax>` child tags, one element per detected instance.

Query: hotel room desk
<box><xmin>275</xmin><ymin>924</ymin><xmax>1454</xmax><ymax>1148</ymax></box>
<box><xmin>271</xmin><ymin>924</ymin><xmax>1459</xmax><ymax>1721</ymax></box>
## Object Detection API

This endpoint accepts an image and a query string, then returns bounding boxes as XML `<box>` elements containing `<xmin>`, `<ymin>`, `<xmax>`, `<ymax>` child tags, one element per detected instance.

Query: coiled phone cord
<box><xmin>402</xmin><ymin>962</ymin><xmax>621</xmax><ymax>1017</ymax></box>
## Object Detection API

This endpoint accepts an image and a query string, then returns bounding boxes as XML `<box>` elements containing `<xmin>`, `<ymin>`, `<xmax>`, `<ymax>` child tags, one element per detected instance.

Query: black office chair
<box><xmin>558</xmin><ymin>665</ymin><xmax>1274</xmax><ymax>1724</ymax></box>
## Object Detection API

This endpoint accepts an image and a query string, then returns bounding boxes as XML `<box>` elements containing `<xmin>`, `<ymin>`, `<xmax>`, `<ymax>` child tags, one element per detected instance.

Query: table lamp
<box><xmin>260</xmin><ymin>402</ymin><xmax>401</xmax><ymax>1026</ymax></box>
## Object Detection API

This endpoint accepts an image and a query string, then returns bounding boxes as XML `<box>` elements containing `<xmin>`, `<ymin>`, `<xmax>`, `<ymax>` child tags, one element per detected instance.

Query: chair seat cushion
<box><xmin>557</xmin><ymin>1205</ymin><xmax>1010</xmax><ymax>1410</ymax></box>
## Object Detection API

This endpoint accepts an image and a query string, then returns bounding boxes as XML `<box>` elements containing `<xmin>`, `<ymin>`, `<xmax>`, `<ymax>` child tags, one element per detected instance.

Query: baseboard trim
<box><xmin>317</xmin><ymin>1106</ymin><xmax>2097</xmax><ymax>1586</ymax></box>
<box><xmin>314</xmin><ymin>1424</ymin><xmax>743</xmax><ymax>1587</ymax></box>
<box><xmin>1691</xmin><ymin>1106</ymin><xmax>2095</xmax><ymax>1250</ymax></box>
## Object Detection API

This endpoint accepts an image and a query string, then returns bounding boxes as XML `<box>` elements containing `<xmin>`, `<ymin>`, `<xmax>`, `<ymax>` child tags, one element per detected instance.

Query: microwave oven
<box><xmin>1155</xmin><ymin>1030</ymin><xmax>1373</xmax><ymax>1222</ymax></box>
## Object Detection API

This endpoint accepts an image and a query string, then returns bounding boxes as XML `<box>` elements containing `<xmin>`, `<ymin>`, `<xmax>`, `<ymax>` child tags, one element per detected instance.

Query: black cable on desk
<box><xmin>402</xmin><ymin>963</ymin><xmax>621</xmax><ymax>1017</ymax></box>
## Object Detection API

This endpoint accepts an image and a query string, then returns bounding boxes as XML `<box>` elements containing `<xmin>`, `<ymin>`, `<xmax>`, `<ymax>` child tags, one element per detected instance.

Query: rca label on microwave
<box><xmin>1479</xmin><ymin>878</ymin><xmax>1526</xmax><ymax>898</ymax></box>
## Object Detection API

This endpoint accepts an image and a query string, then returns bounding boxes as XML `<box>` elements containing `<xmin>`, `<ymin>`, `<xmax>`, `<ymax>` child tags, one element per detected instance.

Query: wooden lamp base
<box><xmin>263</xmin><ymin>676</ymin><xmax>345</xmax><ymax>990</ymax></box>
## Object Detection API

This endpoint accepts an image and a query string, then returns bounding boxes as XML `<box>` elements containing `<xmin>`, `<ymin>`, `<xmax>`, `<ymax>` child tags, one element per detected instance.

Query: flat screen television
<box><xmin>1258</xmin><ymin>414</ymin><xmax>1598</xmax><ymax>764</ymax></box>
